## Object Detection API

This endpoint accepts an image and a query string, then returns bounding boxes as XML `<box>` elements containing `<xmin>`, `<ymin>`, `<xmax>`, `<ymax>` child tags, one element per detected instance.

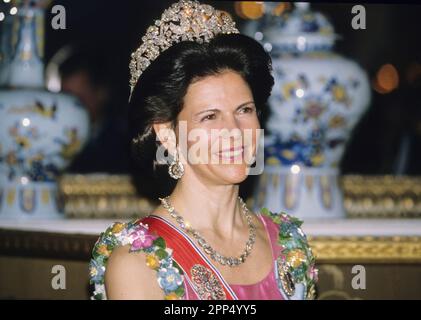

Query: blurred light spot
<box><xmin>295</xmin><ymin>88</ymin><xmax>305</xmax><ymax>98</ymax></box>
<box><xmin>0</xmin><ymin>12</ymin><xmax>4</xmax><ymax>21</ymax></box>
<box><xmin>297</xmin><ymin>36</ymin><xmax>306</xmax><ymax>51</ymax></box>
<box><xmin>373</xmin><ymin>64</ymin><xmax>399</xmax><ymax>94</ymax></box>
<box><xmin>22</xmin><ymin>118</ymin><xmax>30</xmax><ymax>127</ymax></box>
<box><xmin>291</xmin><ymin>164</ymin><xmax>301</xmax><ymax>174</ymax></box>
<box><xmin>20</xmin><ymin>176</ymin><xmax>29</xmax><ymax>185</ymax></box>
<box><xmin>10</xmin><ymin>7</ymin><xmax>17</xmax><ymax>15</ymax></box>
<box><xmin>235</xmin><ymin>1</ymin><xmax>264</xmax><ymax>20</ymax></box>
<box><xmin>4</xmin><ymin>0</ymin><xmax>11</xmax><ymax>3</ymax></box>
<box><xmin>254</xmin><ymin>31</ymin><xmax>263</xmax><ymax>41</ymax></box>
<box><xmin>263</xmin><ymin>42</ymin><xmax>272</xmax><ymax>52</ymax></box>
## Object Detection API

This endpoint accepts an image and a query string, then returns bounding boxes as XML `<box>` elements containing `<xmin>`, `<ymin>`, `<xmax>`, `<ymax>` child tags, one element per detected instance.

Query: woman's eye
<box><xmin>201</xmin><ymin>114</ymin><xmax>216</xmax><ymax>122</ymax></box>
<box><xmin>240</xmin><ymin>106</ymin><xmax>255</xmax><ymax>114</ymax></box>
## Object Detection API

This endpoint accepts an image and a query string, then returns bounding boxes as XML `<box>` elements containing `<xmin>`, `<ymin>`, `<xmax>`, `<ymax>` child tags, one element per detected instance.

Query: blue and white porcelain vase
<box><xmin>0</xmin><ymin>3</ymin><xmax>89</xmax><ymax>219</ymax></box>
<box><xmin>247</xmin><ymin>3</ymin><xmax>371</xmax><ymax>219</ymax></box>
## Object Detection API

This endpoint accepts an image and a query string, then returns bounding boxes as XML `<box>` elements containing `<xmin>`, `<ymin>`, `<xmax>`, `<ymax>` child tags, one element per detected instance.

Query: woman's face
<box><xmin>174</xmin><ymin>69</ymin><xmax>261</xmax><ymax>185</ymax></box>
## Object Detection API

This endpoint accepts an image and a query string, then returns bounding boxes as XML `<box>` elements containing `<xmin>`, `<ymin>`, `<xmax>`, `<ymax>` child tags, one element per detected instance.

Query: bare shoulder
<box><xmin>104</xmin><ymin>244</ymin><xmax>164</xmax><ymax>299</ymax></box>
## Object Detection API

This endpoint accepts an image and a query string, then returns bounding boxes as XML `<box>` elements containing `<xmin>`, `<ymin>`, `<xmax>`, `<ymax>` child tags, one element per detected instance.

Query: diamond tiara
<box><xmin>128</xmin><ymin>0</ymin><xmax>240</xmax><ymax>101</ymax></box>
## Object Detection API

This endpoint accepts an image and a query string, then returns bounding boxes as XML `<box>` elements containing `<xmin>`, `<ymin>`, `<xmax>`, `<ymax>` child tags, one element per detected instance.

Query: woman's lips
<box><xmin>216</xmin><ymin>146</ymin><xmax>244</xmax><ymax>160</ymax></box>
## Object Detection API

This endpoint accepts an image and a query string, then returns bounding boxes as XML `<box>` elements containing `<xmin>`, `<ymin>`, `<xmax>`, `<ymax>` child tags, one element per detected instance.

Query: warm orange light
<box><xmin>234</xmin><ymin>2</ymin><xmax>247</xmax><ymax>19</ymax></box>
<box><xmin>373</xmin><ymin>63</ymin><xmax>399</xmax><ymax>94</ymax></box>
<box><xmin>272</xmin><ymin>2</ymin><xmax>291</xmax><ymax>16</ymax></box>
<box><xmin>235</xmin><ymin>1</ymin><xmax>265</xmax><ymax>20</ymax></box>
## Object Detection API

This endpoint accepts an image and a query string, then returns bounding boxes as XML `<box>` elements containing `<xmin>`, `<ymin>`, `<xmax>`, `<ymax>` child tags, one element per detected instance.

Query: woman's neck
<box><xmin>165</xmin><ymin>174</ymin><xmax>246</xmax><ymax>239</ymax></box>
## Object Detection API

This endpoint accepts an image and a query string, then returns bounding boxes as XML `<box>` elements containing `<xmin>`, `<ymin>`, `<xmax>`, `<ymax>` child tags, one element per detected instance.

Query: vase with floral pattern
<box><xmin>0</xmin><ymin>2</ymin><xmax>89</xmax><ymax>219</ymax></box>
<box><xmin>245</xmin><ymin>3</ymin><xmax>371</xmax><ymax>219</ymax></box>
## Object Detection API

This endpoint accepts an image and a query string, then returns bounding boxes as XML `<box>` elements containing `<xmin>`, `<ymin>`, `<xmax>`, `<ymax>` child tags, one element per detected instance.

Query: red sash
<box><xmin>141</xmin><ymin>215</ymin><xmax>238</xmax><ymax>300</ymax></box>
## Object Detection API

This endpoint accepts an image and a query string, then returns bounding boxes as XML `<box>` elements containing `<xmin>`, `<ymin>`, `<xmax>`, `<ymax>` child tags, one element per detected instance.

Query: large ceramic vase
<box><xmin>0</xmin><ymin>3</ymin><xmax>89</xmax><ymax>219</ymax></box>
<box><xmin>246</xmin><ymin>3</ymin><xmax>371</xmax><ymax>219</ymax></box>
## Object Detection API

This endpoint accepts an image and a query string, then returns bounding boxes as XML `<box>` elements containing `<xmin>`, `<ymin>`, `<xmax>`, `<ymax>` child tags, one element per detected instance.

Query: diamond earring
<box><xmin>168</xmin><ymin>146</ymin><xmax>184</xmax><ymax>180</ymax></box>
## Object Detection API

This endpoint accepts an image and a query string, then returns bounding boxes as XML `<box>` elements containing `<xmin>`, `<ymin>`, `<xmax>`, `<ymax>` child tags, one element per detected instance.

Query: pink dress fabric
<box><xmin>183</xmin><ymin>214</ymin><xmax>284</xmax><ymax>300</ymax></box>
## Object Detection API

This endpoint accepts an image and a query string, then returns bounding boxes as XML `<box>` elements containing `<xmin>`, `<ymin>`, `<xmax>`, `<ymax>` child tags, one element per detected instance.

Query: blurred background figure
<box><xmin>46</xmin><ymin>43</ymin><xmax>130</xmax><ymax>173</ymax></box>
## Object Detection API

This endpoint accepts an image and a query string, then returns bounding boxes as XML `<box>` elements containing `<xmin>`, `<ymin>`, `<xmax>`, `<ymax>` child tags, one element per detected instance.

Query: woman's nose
<box><xmin>222</xmin><ymin>113</ymin><xmax>241</xmax><ymax>131</ymax></box>
<box><xmin>218</xmin><ymin>118</ymin><xmax>242</xmax><ymax>145</ymax></box>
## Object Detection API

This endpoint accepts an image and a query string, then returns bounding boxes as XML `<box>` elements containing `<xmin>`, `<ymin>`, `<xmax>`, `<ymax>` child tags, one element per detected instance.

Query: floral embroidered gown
<box><xmin>89</xmin><ymin>207</ymin><xmax>318</xmax><ymax>300</ymax></box>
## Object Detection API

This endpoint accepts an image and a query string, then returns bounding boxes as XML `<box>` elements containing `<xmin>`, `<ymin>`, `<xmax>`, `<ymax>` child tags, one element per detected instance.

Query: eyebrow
<box><xmin>193</xmin><ymin>101</ymin><xmax>255</xmax><ymax>117</ymax></box>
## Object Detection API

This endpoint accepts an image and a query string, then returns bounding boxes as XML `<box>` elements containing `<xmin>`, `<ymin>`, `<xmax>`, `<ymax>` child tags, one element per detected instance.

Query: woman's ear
<box><xmin>152</xmin><ymin>122</ymin><xmax>176</xmax><ymax>156</ymax></box>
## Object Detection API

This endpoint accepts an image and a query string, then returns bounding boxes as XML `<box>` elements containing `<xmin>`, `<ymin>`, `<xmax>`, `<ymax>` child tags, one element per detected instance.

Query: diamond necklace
<box><xmin>158</xmin><ymin>196</ymin><xmax>256</xmax><ymax>267</ymax></box>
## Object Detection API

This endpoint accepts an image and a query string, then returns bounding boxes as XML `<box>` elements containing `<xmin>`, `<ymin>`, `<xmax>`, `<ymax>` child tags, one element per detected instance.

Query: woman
<box><xmin>89</xmin><ymin>0</ymin><xmax>317</xmax><ymax>300</ymax></box>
